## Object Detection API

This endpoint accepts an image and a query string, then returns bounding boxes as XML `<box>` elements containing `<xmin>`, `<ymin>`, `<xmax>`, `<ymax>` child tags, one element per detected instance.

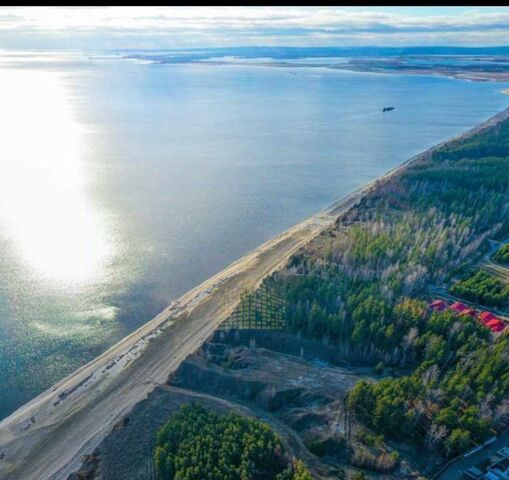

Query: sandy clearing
<box><xmin>0</xmin><ymin>106</ymin><xmax>508</xmax><ymax>480</ymax></box>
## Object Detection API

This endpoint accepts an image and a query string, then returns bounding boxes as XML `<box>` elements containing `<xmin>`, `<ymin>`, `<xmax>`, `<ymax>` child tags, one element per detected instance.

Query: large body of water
<box><xmin>0</xmin><ymin>51</ymin><xmax>507</xmax><ymax>419</ymax></box>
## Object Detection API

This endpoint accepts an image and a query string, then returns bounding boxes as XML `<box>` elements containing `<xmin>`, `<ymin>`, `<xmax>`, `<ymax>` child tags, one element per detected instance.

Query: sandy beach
<box><xmin>0</xmin><ymin>106</ymin><xmax>508</xmax><ymax>480</ymax></box>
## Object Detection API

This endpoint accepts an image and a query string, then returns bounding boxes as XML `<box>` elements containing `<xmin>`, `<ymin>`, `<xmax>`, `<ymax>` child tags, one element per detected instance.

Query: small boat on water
<box><xmin>383</xmin><ymin>106</ymin><xmax>395</xmax><ymax>113</ymax></box>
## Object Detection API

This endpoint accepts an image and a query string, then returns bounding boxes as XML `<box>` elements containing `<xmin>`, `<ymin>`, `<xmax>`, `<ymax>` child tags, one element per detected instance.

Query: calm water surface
<box><xmin>0</xmin><ymin>51</ymin><xmax>507</xmax><ymax>418</ymax></box>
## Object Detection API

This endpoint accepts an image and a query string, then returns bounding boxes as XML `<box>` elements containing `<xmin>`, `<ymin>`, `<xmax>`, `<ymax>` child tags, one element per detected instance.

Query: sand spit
<box><xmin>0</xmin><ymin>106</ymin><xmax>508</xmax><ymax>480</ymax></box>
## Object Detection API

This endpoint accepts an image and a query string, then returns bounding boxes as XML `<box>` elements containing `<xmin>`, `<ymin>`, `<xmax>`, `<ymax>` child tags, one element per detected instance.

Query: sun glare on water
<box><xmin>0</xmin><ymin>67</ymin><xmax>111</xmax><ymax>285</ymax></box>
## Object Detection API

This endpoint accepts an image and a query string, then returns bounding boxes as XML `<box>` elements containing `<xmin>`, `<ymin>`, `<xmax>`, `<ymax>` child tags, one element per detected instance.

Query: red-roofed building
<box><xmin>450</xmin><ymin>302</ymin><xmax>467</xmax><ymax>314</ymax></box>
<box><xmin>486</xmin><ymin>319</ymin><xmax>506</xmax><ymax>333</ymax></box>
<box><xmin>429</xmin><ymin>300</ymin><xmax>447</xmax><ymax>312</ymax></box>
<box><xmin>479</xmin><ymin>311</ymin><xmax>497</xmax><ymax>324</ymax></box>
<box><xmin>460</xmin><ymin>308</ymin><xmax>476</xmax><ymax>318</ymax></box>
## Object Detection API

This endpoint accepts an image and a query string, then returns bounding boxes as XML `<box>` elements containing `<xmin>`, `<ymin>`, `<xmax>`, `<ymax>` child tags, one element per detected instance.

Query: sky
<box><xmin>1</xmin><ymin>6</ymin><xmax>509</xmax><ymax>51</ymax></box>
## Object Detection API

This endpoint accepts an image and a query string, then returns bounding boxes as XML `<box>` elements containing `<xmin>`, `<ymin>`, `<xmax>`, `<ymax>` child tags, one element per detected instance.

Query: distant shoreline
<box><xmin>125</xmin><ymin>55</ymin><xmax>509</xmax><ymax>84</ymax></box>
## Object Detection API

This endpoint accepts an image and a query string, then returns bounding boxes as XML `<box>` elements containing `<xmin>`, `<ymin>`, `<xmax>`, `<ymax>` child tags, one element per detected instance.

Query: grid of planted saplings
<box><xmin>221</xmin><ymin>282</ymin><xmax>286</xmax><ymax>330</ymax></box>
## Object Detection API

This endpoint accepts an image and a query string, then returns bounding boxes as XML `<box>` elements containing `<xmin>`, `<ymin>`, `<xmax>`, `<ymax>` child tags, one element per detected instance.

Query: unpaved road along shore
<box><xmin>0</xmin><ymin>107</ymin><xmax>508</xmax><ymax>480</ymax></box>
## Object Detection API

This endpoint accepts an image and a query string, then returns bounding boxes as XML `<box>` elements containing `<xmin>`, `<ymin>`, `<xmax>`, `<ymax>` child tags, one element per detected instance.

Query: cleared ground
<box><xmin>72</xmin><ymin>334</ymin><xmax>401</xmax><ymax>480</ymax></box>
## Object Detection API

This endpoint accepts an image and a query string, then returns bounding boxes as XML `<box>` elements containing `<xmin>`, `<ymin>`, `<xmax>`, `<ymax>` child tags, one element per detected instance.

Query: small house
<box><xmin>450</xmin><ymin>301</ymin><xmax>467</xmax><ymax>313</ymax></box>
<box><xmin>479</xmin><ymin>311</ymin><xmax>498</xmax><ymax>324</ymax></box>
<box><xmin>486</xmin><ymin>319</ymin><xmax>506</xmax><ymax>333</ymax></box>
<box><xmin>429</xmin><ymin>299</ymin><xmax>447</xmax><ymax>312</ymax></box>
<box><xmin>460</xmin><ymin>308</ymin><xmax>476</xmax><ymax>318</ymax></box>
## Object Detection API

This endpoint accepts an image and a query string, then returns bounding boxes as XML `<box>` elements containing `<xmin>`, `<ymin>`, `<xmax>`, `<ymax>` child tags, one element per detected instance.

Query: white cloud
<box><xmin>0</xmin><ymin>6</ymin><xmax>508</xmax><ymax>49</ymax></box>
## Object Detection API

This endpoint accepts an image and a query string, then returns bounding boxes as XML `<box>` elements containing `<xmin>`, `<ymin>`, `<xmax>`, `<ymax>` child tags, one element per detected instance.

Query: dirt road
<box><xmin>480</xmin><ymin>238</ymin><xmax>509</xmax><ymax>285</ymax></box>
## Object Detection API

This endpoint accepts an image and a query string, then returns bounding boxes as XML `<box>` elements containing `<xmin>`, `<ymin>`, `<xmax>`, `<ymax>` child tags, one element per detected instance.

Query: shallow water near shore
<box><xmin>0</xmin><ymin>51</ymin><xmax>507</xmax><ymax>419</ymax></box>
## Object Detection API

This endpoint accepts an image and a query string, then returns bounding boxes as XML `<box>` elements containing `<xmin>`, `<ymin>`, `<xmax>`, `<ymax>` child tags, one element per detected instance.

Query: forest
<box><xmin>493</xmin><ymin>243</ymin><xmax>509</xmax><ymax>265</ymax></box>
<box><xmin>154</xmin><ymin>403</ymin><xmax>311</xmax><ymax>480</ymax></box>
<box><xmin>450</xmin><ymin>270</ymin><xmax>509</xmax><ymax>306</ymax></box>
<box><xmin>255</xmin><ymin>117</ymin><xmax>509</xmax><ymax>458</ymax></box>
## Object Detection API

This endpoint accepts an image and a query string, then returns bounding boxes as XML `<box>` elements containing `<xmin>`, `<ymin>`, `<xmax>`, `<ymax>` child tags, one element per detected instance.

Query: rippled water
<box><xmin>0</xmin><ymin>51</ymin><xmax>507</xmax><ymax>418</ymax></box>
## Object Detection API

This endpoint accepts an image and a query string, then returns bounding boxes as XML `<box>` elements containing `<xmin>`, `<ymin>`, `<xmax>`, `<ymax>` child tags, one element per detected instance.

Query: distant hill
<box><xmin>118</xmin><ymin>45</ymin><xmax>509</xmax><ymax>61</ymax></box>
